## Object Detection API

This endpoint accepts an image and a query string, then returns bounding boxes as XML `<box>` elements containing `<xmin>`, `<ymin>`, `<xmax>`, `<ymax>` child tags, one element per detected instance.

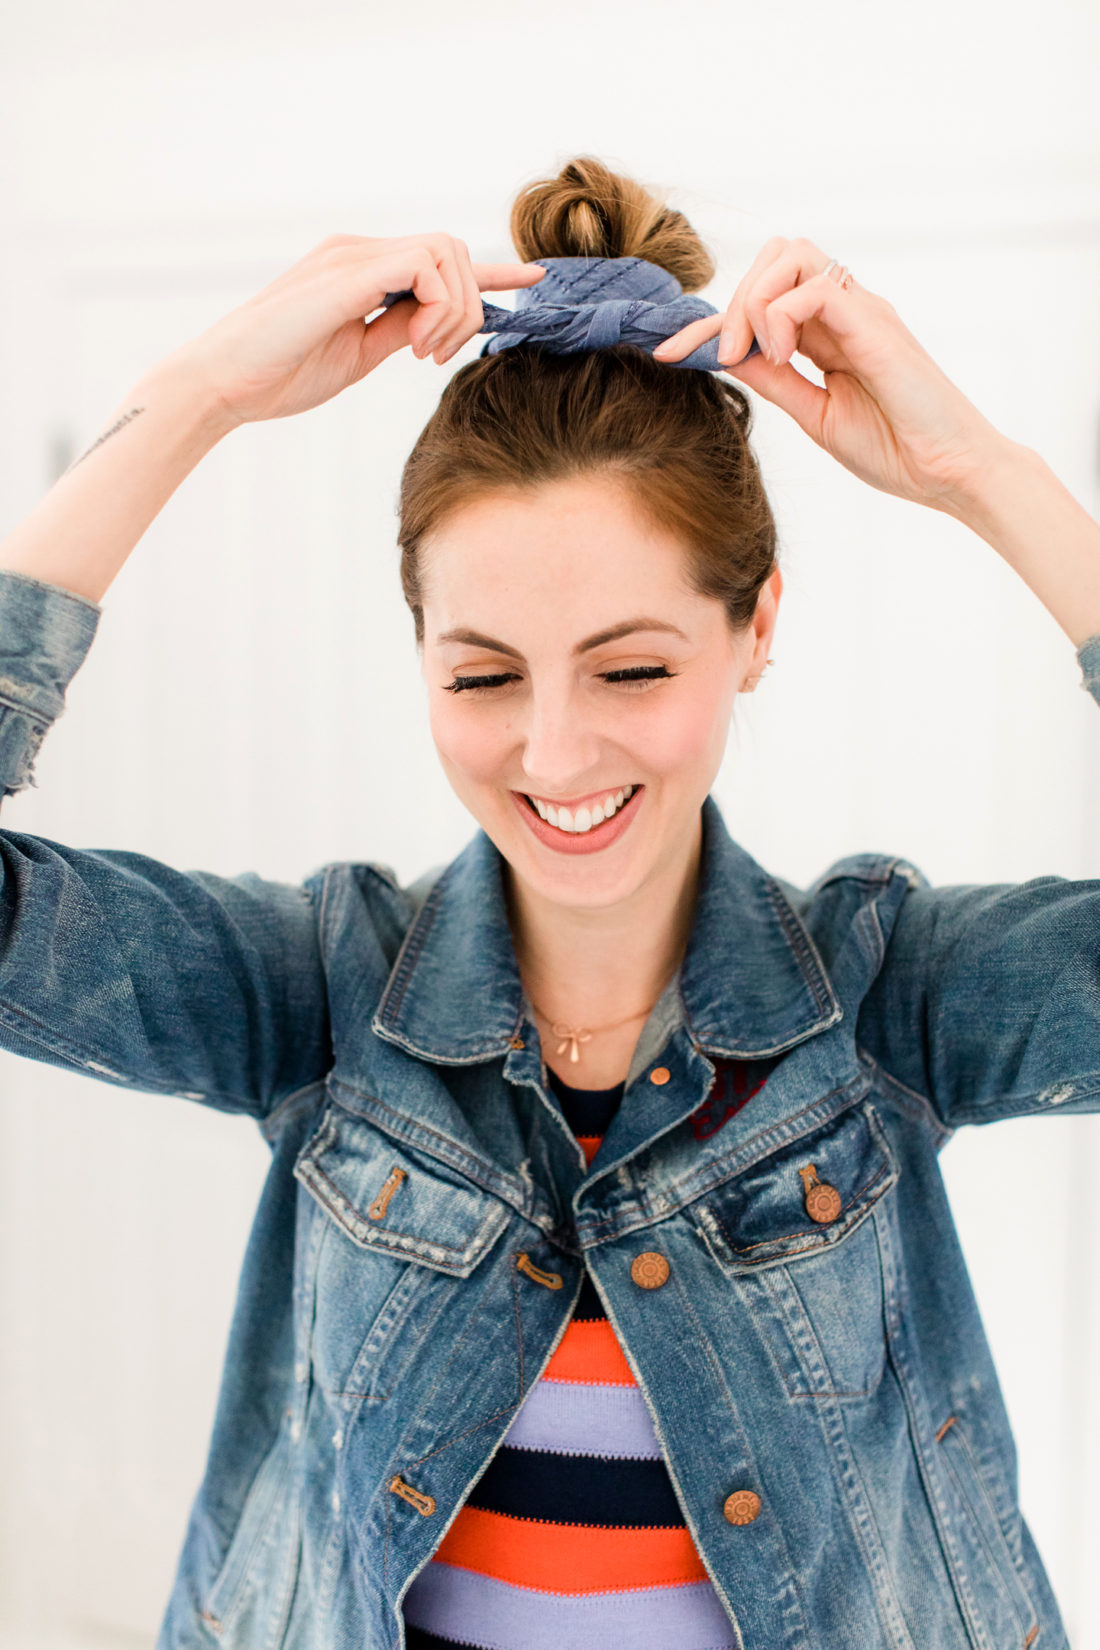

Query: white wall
<box><xmin>0</xmin><ymin>2</ymin><xmax>1098</xmax><ymax>1645</ymax></box>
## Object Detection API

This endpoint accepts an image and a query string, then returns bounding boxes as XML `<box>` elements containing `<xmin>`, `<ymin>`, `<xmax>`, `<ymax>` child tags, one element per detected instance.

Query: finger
<box><xmin>473</xmin><ymin>262</ymin><xmax>548</xmax><ymax>292</ymax></box>
<box><xmin>357</xmin><ymin>244</ymin><xmax>452</xmax><ymax>332</ymax></box>
<box><xmin>412</xmin><ymin>238</ymin><xmax>467</xmax><ymax>358</ymax></box>
<box><xmin>723</xmin><ymin>349</ymin><xmax>829</xmax><ymax>438</ymax></box>
<box><xmin>763</xmin><ymin>268</ymin><xmax>867</xmax><ymax>370</ymax></box>
<box><xmin>651</xmin><ymin>313</ymin><xmax>723</xmax><ymax>363</ymax></box>
<box><xmin>356</xmin><ymin>296</ymin><xmax>421</xmax><ymax>371</ymax></box>
<box><xmin>715</xmin><ymin>235</ymin><xmax>793</xmax><ymax>365</ymax></box>
<box><xmin>434</xmin><ymin>238</ymin><xmax>489</xmax><ymax>363</ymax></box>
<box><xmin>654</xmin><ymin>234</ymin><xmax>791</xmax><ymax>363</ymax></box>
<box><xmin>739</xmin><ymin>238</ymin><xmax>849</xmax><ymax>363</ymax></box>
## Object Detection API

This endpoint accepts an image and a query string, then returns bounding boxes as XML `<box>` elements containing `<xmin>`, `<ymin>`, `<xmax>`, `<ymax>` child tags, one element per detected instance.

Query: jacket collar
<box><xmin>372</xmin><ymin>794</ymin><xmax>841</xmax><ymax>1065</ymax></box>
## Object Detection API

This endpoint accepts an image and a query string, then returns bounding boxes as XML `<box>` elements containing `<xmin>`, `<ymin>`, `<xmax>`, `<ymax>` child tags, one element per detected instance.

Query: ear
<box><xmin>739</xmin><ymin>567</ymin><xmax>783</xmax><ymax>693</ymax></box>
<box><xmin>751</xmin><ymin>565</ymin><xmax>783</xmax><ymax>663</ymax></box>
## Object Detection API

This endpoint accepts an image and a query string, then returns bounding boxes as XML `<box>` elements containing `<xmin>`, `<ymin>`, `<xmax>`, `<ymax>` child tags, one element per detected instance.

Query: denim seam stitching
<box><xmin>711</xmin><ymin>1155</ymin><xmax>892</xmax><ymax>1260</ymax></box>
<box><xmin>579</xmin><ymin>1078</ymin><xmax>873</xmax><ymax>1243</ymax></box>
<box><xmin>298</xmin><ymin>1110</ymin><xmax>504</xmax><ymax>1264</ymax></box>
<box><xmin>765</xmin><ymin>875</ymin><xmax>838</xmax><ymax>1017</ymax></box>
<box><xmin>327</xmin><ymin>1081</ymin><xmax>529</xmax><ymax>1209</ymax></box>
<box><xmin>378</xmin><ymin>862</ymin><xmax>452</xmax><ymax>1027</ymax></box>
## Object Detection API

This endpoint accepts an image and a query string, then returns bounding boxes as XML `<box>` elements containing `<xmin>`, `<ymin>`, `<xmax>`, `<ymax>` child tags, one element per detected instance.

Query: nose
<box><xmin>518</xmin><ymin>688</ymin><xmax>604</xmax><ymax>798</ymax></box>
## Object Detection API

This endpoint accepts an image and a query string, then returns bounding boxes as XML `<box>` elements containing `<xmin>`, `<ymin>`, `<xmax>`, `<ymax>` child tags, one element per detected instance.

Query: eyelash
<box><xmin>443</xmin><ymin>665</ymin><xmax>677</xmax><ymax>695</ymax></box>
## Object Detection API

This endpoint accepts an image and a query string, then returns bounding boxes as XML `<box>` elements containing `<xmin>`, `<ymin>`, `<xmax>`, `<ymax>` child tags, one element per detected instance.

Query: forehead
<box><xmin>420</xmin><ymin>475</ymin><xmax>699</xmax><ymax>641</ymax></box>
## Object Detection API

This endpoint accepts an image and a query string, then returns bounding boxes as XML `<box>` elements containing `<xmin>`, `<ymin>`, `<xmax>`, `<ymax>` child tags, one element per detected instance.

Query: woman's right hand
<box><xmin>167</xmin><ymin>232</ymin><xmax>547</xmax><ymax>429</ymax></box>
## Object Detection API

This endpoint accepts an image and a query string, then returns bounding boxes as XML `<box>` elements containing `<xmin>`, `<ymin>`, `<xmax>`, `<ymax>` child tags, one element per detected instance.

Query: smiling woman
<box><xmin>416</xmin><ymin>472</ymin><xmax>775</xmax><ymax>1003</ymax></box>
<box><xmin>1</xmin><ymin>149</ymin><xmax>1099</xmax><ymax>1650</ymax></box>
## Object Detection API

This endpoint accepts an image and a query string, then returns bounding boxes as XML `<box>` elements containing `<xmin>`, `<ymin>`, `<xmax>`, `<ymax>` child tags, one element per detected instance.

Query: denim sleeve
<box><xmin>0</xmin><ymin>569</ymin><xmax>333</xmax><ymax>1119</ymax></box>
<box><xmin>855</xmin><ymin>630</ymin><xmax>1100</xmax><ymax>1127</ymax></box>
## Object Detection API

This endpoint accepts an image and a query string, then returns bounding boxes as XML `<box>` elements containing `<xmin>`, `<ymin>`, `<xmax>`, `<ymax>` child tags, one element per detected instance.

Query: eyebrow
<box><xmin>435</xmin><ymin>617</ymin><xmax>690</xmax><ymax>659</ymax></box>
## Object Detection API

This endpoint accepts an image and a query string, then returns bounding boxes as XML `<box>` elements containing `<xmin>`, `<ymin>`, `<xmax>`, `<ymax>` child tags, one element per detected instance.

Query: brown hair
<box><xmin>397</xmin><ymin>155</ymin><xmax>778</xmax><ymax>646</ymax></box>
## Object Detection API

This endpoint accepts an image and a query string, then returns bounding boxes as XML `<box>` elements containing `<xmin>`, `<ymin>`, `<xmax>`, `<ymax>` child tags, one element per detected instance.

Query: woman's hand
<box><xmin>166</xmin><ymin>232</ymin><xmax>547</xmax><ymax>428</ymax></box>
<box><xmin>653</xmin><ymin>235</ymin><xmax>1008</xmax><ymax>515</ymax></box>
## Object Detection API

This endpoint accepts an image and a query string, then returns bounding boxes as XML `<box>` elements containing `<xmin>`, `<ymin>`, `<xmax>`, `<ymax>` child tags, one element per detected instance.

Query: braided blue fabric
<box><xmin>380</xmin><ymin>255</ymin><xmax>762</xmax><ymax>372</ymax></box>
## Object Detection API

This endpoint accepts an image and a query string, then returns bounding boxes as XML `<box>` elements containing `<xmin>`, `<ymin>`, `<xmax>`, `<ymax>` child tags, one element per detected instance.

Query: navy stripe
<box><xmin>573</xmin><ymin>1270</ymin><xmax>607</xmax><ymax>1322</ymax></box>
<box><xmin>546</xmin><ymin>1068</ymin><xmax>624</xmax><ymax>1138</ymax></box>
<box><xmin>404</xmin><ymin>1627</ymin><xmax>462</xmax><ymax>1650</ymax></box>
<box><xmin>465</xmin><ymin>1442</ymin><xmax>685</xmax><ymax>1528</ymax></box>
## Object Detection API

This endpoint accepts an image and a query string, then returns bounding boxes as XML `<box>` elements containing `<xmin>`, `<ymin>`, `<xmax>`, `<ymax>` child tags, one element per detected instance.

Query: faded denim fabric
<box><xmin>381</xmin><ymin>254</ymin><xmax>765</xmax><ymax>373</ymax></box>
<box><xmin>2</xmin><ymin>562</ymin><xmax>1100</xmax><ymax>1650</ymax></box>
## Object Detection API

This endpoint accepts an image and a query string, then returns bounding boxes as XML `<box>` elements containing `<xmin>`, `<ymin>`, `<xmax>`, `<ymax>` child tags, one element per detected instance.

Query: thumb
<box><xmin>358</xmin><ymin>295</ymin><xmax>424</xmax><ymax>371</ymax></box>
<box><xmin>725</xmin><ymin>353</ymin><xmax>826</xmax><ymax>438</ymax></box>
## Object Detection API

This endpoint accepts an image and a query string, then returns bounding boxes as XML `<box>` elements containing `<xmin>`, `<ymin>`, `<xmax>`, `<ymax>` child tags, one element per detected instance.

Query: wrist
<box><xmin>133</xmin><ymin>348</ymin><xmax>244</xmax><ymax>447</ymax></box>
<box><xmin>940</xmin><ymin>435</ymin><xmax>1100</xmax><ymax>650</ymax></box>
<box><xmin>936</xmin><ymin>427</ymin><xmax>1039</xmax><ymax>535</ymax></box>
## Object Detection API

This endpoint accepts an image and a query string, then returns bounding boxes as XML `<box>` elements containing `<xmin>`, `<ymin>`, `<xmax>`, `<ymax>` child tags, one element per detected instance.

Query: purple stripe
<box><xmin>502</xmin><ymin>1378</ymin><xmax>663</xmax><ymax>1459</ymax></box>
<box><xmin>403</xmin><ymin>1563</ymin><xmax>737</xmax><ymax>1650</ymax></box>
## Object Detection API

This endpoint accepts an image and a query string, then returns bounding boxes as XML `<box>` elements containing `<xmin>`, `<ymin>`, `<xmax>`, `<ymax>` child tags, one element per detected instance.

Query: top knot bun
<box><xmin>509</xmin><ymin>155</ymin><xmax>716</xmax><ymax>295</ymax></box>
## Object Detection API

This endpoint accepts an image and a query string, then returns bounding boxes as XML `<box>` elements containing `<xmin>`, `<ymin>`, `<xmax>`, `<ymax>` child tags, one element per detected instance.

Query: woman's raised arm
<box><xmin>0</xmin><ymin>232</ymin><xmax>546</xmax><ymax>604</ymax></box>
<box><xmin>0</xmin><ymin>234</ymin><xmax>545</xmax><ymax>1116</ymax></box>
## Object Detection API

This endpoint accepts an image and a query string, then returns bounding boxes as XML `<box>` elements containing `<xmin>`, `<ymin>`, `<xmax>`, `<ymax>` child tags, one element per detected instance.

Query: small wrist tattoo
<box><xmin>66</xmin><ymin>405</ymin><xmax>146</xmax><ymax>473</ymax></box>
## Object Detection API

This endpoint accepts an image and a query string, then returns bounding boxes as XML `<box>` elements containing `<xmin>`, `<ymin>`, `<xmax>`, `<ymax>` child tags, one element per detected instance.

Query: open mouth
<box><xmin>522</xmin><ymin>784</ymin><xmax>640</xmax><ymax>836</ymax></box>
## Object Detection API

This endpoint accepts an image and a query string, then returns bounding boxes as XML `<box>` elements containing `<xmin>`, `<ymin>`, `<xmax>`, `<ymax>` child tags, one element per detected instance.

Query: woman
<box><xmin>1</xmin><ymin>155</ymin><xmax>1097</xmax><ymax>1650</ymax></box>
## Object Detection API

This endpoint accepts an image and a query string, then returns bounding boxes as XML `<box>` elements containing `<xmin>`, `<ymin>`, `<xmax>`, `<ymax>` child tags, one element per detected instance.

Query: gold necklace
<box><xmin>529</xmin><ymin>997</ymin><xmax>657</xmax><ymax>1065</ymax></box>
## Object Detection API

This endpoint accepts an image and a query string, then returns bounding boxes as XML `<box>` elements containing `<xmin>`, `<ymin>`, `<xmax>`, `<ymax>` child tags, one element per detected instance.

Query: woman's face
<box><xmin>420</xmin><ymin>472</ymin><xmax>781</xmax><ymax>913</ymax></box>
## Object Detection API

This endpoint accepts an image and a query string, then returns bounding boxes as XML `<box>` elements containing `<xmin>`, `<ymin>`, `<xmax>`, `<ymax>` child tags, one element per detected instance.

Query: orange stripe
<box><xmin>542</xmin><ymin>1319</ymin><xmax>637</xmax><ymax>1387</ymax></box>
<box><xmin>433</xmin><ymin>1507</ymin><xmax>708</xmax><ymax>1593</ymax></box>
<box><xmin>577</xmin><ymin>1135</ymin><xmax>601</xmax><ymax>1167</ymax></box>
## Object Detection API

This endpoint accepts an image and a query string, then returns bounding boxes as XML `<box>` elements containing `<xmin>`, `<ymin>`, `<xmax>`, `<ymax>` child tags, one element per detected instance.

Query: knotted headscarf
<box><xmin>381</xmin><ymin>255</ymin><xmax>762</xmax><ymax>372</ymax></box>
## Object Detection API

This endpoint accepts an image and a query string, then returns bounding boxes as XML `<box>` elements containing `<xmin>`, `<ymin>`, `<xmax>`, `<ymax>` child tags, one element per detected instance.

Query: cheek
<box><xmin>428</xmin><ymin>700</ymin><xmax>515</xmax><ymax>787</ymax></box>
<box><xmin>635</xmin><ymin>678</ymin><xmax>734</xmax><ymax>775</ymax></box>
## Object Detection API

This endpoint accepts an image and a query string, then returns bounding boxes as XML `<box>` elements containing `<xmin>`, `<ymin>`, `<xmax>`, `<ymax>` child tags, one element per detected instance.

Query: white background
<box><xmin>0</xmin><ymin>1</ymin><xmax>1098</xmax><ymax>1645</ymax></box>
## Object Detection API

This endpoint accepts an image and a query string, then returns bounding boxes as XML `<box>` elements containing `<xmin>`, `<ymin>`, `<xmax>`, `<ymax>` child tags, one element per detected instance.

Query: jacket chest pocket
<box><xmin>690</xmin><ymin>1098</ymin><xmax>899</xmax><ymax>1399</ymax></box>
<box><xmin>293</xmin><ymin>1099</ymin><xmax>510</xmax><ymax>1404</ymax></box>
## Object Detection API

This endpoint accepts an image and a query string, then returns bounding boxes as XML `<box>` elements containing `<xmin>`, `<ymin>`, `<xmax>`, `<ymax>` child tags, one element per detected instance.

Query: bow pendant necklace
<box><xmin>530</xmin><ymin>1000</ymin><xmax>657</xmax><ymax>1065</ymax></box>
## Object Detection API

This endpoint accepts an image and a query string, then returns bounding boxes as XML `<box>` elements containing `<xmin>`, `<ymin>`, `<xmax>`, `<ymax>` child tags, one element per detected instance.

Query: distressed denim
<box><xmin>2</xmin><ymin>564</ymin><xmax>1100</xmax><ymax>1650</ymax></box>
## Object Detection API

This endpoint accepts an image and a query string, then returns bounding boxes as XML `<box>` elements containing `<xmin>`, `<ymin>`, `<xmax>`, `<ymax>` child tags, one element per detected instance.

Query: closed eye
<box><xmin>443</xmin><ymin>665</ymin><xmax>677</xmax><ymax>695</ymax></box>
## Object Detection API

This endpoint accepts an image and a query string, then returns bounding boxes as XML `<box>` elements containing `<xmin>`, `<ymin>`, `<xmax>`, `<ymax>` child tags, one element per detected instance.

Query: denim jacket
<box><xmin>3</xmin><ymin>564</ymin><xmax>1100</xmax><ymax>1650</ymax></box>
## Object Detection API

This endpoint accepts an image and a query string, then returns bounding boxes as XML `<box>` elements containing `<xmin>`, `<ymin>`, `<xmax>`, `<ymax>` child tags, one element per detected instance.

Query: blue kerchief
<box><xmin>380</xmin><ymin>255</ymin><xmax>761</xmax><ymax>372</ymax></box>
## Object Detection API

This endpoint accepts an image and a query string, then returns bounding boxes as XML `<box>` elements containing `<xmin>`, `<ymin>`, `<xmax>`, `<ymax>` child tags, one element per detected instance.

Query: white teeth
<box><xmin>526</xmin><ymin>786</ymin><xmax>640</xmax><ymax>836</ymax></box>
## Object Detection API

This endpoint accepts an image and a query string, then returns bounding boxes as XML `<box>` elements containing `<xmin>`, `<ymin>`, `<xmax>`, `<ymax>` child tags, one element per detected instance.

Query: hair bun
<box><xmin>509</xmin><ymin>154</ymin><xmax>715</xmax><ymax>294</ymax></box>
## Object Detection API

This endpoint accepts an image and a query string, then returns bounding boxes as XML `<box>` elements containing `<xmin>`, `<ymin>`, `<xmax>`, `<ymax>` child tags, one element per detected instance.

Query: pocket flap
<box><xmin>693</xmin><ymin>1099</ymin><xmax>898</xmax><ymax>1270</ymax></box>
<box><xmin>293</xmin><ymin>1100</ymin><xmax>509</xmax><ymax>1276</ymax></box>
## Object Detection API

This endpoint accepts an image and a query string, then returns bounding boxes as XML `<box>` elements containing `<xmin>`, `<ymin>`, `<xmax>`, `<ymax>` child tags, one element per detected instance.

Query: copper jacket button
<box><xmin>649</xmin><ymin>1066</ymin><xmax>671</xmax><ymax>1085</ymax></box>
<box><xmin>631</xmin><ymin>1252</ymin><xmax>670</xmax><ymax>1289</ymax></box>
<box><xmin>799</xmin><ymin>1163</ymin><xmax>842</xmax><ymax>1224</ymax></box>
<box><xmin>723</xmin><ymin>1489</ymin><xmax>762</xmax><ymax>1525</ymax></box>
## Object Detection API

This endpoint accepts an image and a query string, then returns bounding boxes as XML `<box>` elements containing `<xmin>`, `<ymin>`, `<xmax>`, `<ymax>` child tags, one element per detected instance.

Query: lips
<box><xmin>512</xmin><ymin>784</ymin><xmax>645</xmax><ymax>856</ymax></box>
<box><xmin>523</xmin><ymin>783</ymin><xmax>634</xmax><ymax>834</ymax></box>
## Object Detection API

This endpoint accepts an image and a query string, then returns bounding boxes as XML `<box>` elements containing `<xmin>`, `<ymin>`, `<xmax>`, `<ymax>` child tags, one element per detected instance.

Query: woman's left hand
<box><xmin>653</xmin><ymin>236</ymin><xmax>1008</xmax><ymax>516</ymax></box>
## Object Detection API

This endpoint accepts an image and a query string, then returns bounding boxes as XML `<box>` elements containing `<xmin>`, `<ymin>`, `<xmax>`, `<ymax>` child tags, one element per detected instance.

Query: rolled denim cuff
<box><xmin>1078</xmin><ymin>632</ymin><xmax>1100</xmax><ymax>704</ymax></box>
<box><xmin>0</xmin><ymin>569</ymin><xmax>102</xmax><ymax>797</ymax></box>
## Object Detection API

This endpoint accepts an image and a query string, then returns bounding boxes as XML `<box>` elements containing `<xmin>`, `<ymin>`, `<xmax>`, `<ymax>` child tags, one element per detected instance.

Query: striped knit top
<box><xmin>402</xmin><ymin>1066</ymin><xmax>737</xmax><ymax>1650</ymax></box>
